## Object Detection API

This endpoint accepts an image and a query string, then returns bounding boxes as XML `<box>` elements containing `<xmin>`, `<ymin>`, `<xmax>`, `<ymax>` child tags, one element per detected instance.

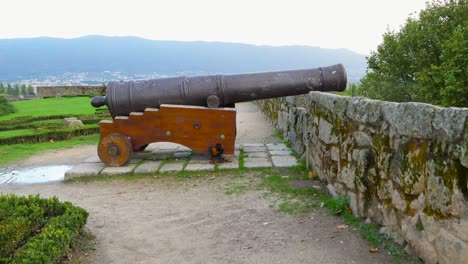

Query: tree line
<box><xmin>346</xmin><ymin>0</ymin><xmax>466</xmax><ymax>108</ymax></box>
<box><xmin>0</xmin><ymin>83</ymin><xmax>34</xmax><ymax>96</ymax></box>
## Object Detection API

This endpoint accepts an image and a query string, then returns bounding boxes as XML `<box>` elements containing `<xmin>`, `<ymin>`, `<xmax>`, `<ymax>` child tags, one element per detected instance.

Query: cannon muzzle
<box><xmin>92</xmin><ymin>64</ymin><xmax>347</xmax><ymax>117</ymax></box>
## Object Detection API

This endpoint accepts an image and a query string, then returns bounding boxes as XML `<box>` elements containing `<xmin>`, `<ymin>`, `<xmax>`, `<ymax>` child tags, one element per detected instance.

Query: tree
<box><xmin>21</xmin><ymin>84</ymin><xmax>27</xmax><ymax>95</ymax></box>
<box><xmin>0</xmin><ymin>83</ymin><xmax>4</xmax><ymax>94</ymax></box>
<box><xmin>6</xmin><ymin>83</ymin><xmax>12</xmax><ymax>95</ymax></box>
<box><xmin>27</xmin><ymin>84</ymin><xmax>34</xmax><ymax>95</ymax></box>
<box><xmin>359</xmin><ymin>0</ymin><xmax>467</xmax><ymax>107</ymax></box>
<box><xmin>13</xmin><ymin>84</ymin><xmax>19</xmax><ymax>96</ymax></box>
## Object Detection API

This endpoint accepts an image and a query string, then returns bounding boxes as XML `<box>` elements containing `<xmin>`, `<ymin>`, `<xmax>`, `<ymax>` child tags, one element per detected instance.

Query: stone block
<box><xmin>244</xmin><ymin>157</ymin><xmax>272</xmax><ymax>168</ymax></box>
<box><xmin>331</xmin><ymin>146</ymin><xmax>340</xmax><ymax>162</ymax></box>
<box><xmin>271</xmin><ymin>155</ymin><xmax>298</xmax><ymax>168</ymax></box>
<box><xmin>133</xmin><ymin>161</ymin><xmax>162</xmax><ymax>174</ymax></box>
<box><xmin>64</xmin><ymin>163</ymin><xmax>105</xmax><ymax>180</ymax></box>
<box><xmin>450</xmin><ymin>219</ymin><xmax>468</xmax><ymax>242</ymax></box>
<box><xmin>64</xmin><ymin>117</ymin><xmax>84</xmax><ymax>128</ymax></box>
<box><xmin>348</xmin><ymin>192</ymin><xmax>359</xmax><ymax>217</ymax></box>
<box><xmin>353</xmin><ymin>131</ymin><xmax>372</xmax><ymax>147</ymax></box>
<box><xmin>382</xmin><ymin>205</ymin><xmax>398</xmax><ymax>228</ymax></box>
<box><xmin>100</xmin><ymin>164</ymin><xmax>136</xmax><ymax>176</ymax></box>
<box><xmin>278</xmin><ymin>111</ymin><xmax>289</xmax><ymax>134</ymax></box>
<box><xmin>285</xmin><ymin>96</ymin><xmax>296</xmax><ymax>105</ymax></box>
<box><xmin>327</xmin><ymin>184</ymin><xmax>338</xmax><ymax>197</ymax></box>
<box><xmin>392</xmin><ymin>189</ymin><xmax>407</xmax><ymax>212</ymax></box>
<box><xmin>435</xmin><ymin>228</ymin><xmax>468</xmax><ymax>264</ymax></box>
<box><xmin>346</xmin><ymin>97</ymin><xmax>383</xmax><ymax>124</ymax></box>
<box><xmin>318</xmin><ymin>118</ymin><xmax>338</xmax><ymax>144</ymax></box>
<box><xmin>427</xmin><ymin>175</ymin><xmax>451</xmax><ymax>216</ymax></box>
<box><xmin>377</xmin><ymin>180</ymin><xmax>393</xmax><ymax>200</ymax></box>
<box><xmin>433</xmin><ymin>107</ymin><xmax>468</xmax><ymax>142</ymax></box>
<box><xmin>409</xmin><ymin>194</ymin><xmax>425</xmax><ymax>212</ymax></box>
<box><xmin>381</xmin><ymin>102</ymin><xmax>436</xmax><ymax>138</ymax></box>
<box><xmin>339</xmin><ymin>167</ymin><xmax>355</xmax><ymax>190</ymax></box>
<box><xmin>402</xmin><ymin>170</ymin><xmax>426</xmax><ymax>195</ymax></box>
<box><xmin>309</xmin><ymin>91</ymin><xmax>349</xmax><ymax>117</ymax></box>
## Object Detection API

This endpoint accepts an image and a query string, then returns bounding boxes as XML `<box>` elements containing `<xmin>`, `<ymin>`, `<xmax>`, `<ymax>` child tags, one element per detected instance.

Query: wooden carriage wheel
<box><xmin>98</xmin><ymin>133</ymin><xmax>133</xmax><ymax>166</ymax></box>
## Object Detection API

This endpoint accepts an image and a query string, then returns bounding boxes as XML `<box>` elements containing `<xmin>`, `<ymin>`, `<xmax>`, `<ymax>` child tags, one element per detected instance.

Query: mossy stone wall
<box><xmin>257</xmin><ymin>92</ymin><xmax>468</xmax><ymax>264</ymax></box>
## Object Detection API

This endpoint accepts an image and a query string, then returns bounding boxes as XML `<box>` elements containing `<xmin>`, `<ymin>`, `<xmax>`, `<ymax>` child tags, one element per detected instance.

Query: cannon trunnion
<box><xmin>92</xmin><ymin>64</ymin><xmax>347</xmax><ymax>166</ymax></box>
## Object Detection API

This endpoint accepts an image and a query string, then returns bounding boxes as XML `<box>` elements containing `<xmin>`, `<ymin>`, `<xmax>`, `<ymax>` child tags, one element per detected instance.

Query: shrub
<box><xmin>0</xmin><ymin>194</ymin><xmax>88</xmax><ymax>263</ymax></box>
<box><xmin>0</xmin><ymin>96</ymin><xmax>16</xmax><ymax>117</ymax></box>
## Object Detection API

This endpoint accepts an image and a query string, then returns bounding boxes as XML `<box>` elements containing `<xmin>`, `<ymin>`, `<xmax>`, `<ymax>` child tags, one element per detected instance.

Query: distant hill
<box><xmin>0</xmin><ymin>35</ymin><xmax>367</xmax><ymax>83</ymax></box>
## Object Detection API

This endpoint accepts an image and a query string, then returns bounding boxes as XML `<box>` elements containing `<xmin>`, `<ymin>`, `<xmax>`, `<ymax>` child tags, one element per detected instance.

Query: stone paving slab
<box><xmin>218</xmin><ymin>160</ymin><xmax>239</xmax><ymax>169</ymax></box>
<box><xmin>65</xmin><ymin>163</ymin><xmax>105</xmax><ymax>180</ymax></box>
<box><xmin>133</xmin><ymin>161</ymin><xmax>162</xmax><ymax>174</ymax></box>
<box><xmin>245</xmin><ymin>152</ymin><xmax>269</xmax><ymax>158</ymax></box>
<box><xmin>100</xmin><ymin>163</ymin><xmax>137</xmax><ymax>176</ymax></box>
<box><xmin>185</xmin><ymin>163</ymin><xmax>214</xmax><ymax>171</ymax></box>
<box><xmin>269</xmin><ymin>150</ymin><xmax>293</xmax><ymax>156</ymax></box>
<box><xmin>271</xmin><ymin>155</ymin><xmax>298</xmax><ymax>167</ymax></box>
<box><xmin>242</xmin><ymin>143</ymin><xmax>265</xmax><ymax>147</ymax></box>
<box><xmin>83</xmin><ymin>155</ymin><xmax>101</xmax><ymax>163</ymax></box>
<box><xmin>244</xmin><ymin>157</ymin><xmax>272</xmax><ymax>168</ymax></box>
<box><xmin>159</xmin><ymin>161</ymin><xmax>185</xmax><ymax>173</ymax></box>
<box><xmin>266</xmin><ymin>143</ymin><xmax>289</xmax><ymax>150</ymax></box>
<box><xmin>243</xmin><ymin>146</ymin><xmax>268</xmax><ymax>152</ymax></box>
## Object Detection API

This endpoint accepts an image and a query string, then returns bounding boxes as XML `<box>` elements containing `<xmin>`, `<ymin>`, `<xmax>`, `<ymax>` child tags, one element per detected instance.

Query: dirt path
<box><xmin>0</xmin><ymin>102</ymin><xmax>394</xmax><ymax>263</ymax></box>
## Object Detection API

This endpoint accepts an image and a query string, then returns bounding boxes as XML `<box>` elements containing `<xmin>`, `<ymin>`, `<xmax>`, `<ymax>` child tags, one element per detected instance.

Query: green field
<box><xmin>0</xmin><ymin>97</ymin><xmax>96</xmax><ymax>121</ymax></box>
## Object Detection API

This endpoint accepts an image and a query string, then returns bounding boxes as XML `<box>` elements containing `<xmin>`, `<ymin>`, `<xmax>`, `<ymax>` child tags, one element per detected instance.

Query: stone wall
<box><xmin>257</xmin><ymin>92</ymin><xmax>468</xmax><ymax>263</ymax></box>
<box><xmin>36</xmin><ymin>85</ymin><xmax>104</xmax><ymax>97</ymax></box>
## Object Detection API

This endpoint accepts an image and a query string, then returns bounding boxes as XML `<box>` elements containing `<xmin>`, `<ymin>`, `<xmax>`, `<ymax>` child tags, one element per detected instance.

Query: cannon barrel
<box><xmin>91</xmin><ymin>64</ymin><xmax>347</xmax><ymax>117</ymax></box>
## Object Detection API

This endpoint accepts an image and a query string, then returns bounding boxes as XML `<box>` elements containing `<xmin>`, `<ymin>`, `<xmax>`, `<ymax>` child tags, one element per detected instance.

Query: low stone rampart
<box><xmin>36</xmin><ymin>85</ymin><xmax>104</xmax><ymax>97</ymax></box>
<box><xmin>257</xmin><ymin>92</ymin><xmax>467</xmax><ymax>263</ymax></box>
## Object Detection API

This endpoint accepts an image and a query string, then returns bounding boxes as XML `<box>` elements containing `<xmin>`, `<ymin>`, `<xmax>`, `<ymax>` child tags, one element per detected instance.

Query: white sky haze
<box><xmin>0</xmin><ymin>0</ymin><xmax>428</xmax><ymax>54</ymax></box>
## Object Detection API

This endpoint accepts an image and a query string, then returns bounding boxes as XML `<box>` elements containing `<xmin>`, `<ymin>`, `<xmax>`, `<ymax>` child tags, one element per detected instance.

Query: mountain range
<box><xmin>0</xmin><ymin>35</ymin><xmax>367</xmax><ymax>83</ymax></box>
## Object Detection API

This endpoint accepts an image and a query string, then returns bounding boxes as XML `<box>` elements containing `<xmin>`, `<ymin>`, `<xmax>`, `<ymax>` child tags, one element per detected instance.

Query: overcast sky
<box><xmin>1</xmin><ymin>0</ymin><xmax>428</xmax><ymax>54</ymax></box>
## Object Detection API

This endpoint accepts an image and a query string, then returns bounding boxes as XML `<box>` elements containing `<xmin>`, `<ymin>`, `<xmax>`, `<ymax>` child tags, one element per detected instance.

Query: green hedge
<box><xmin>0</xmin><ymin>110</ymin><xmax>109</xmax><ymax>131</ymax></box>
<box><xmin>0</xmin><ymin>125</ymin><xmax>100</xmax><ymax>145</ymax></box>
<box><xmin>0</xmin><ymin>117</ymin><xmax>106</xmax><ymax>132</ymax></box>
<box><xmin>0</xmin><ymin>194</ymin><xmax>88</xmax><ymax>263</ymax></box>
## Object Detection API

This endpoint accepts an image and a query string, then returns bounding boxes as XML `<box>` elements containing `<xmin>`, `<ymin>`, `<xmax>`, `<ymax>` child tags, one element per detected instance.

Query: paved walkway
<box><xmin>65</xmin><ymin>142</ymin><xmax>298</xmax><ymax>180</ymax></box>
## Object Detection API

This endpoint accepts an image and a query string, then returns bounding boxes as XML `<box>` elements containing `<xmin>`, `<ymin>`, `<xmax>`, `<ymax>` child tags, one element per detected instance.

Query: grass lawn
<box><xmin>0</xmin><ymin>134</ymin><xmax>99</xmax><ymax>166</ymax></box>
<box><xmin>0</xmin><ymin>97</ymin><xmax>96</xmax><ymax>121</ymax></box>
<box><xmin>0</xmin><ymin>129</ymin><xmax>36</xmax><ymax>138</ymax></box>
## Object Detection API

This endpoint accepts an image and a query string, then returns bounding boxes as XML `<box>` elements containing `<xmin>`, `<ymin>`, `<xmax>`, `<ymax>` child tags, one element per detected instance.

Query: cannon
<box><xmin>92</xmin><ymin>64</ymin><xmax>347</xmax><ymax>166</ymax></box>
